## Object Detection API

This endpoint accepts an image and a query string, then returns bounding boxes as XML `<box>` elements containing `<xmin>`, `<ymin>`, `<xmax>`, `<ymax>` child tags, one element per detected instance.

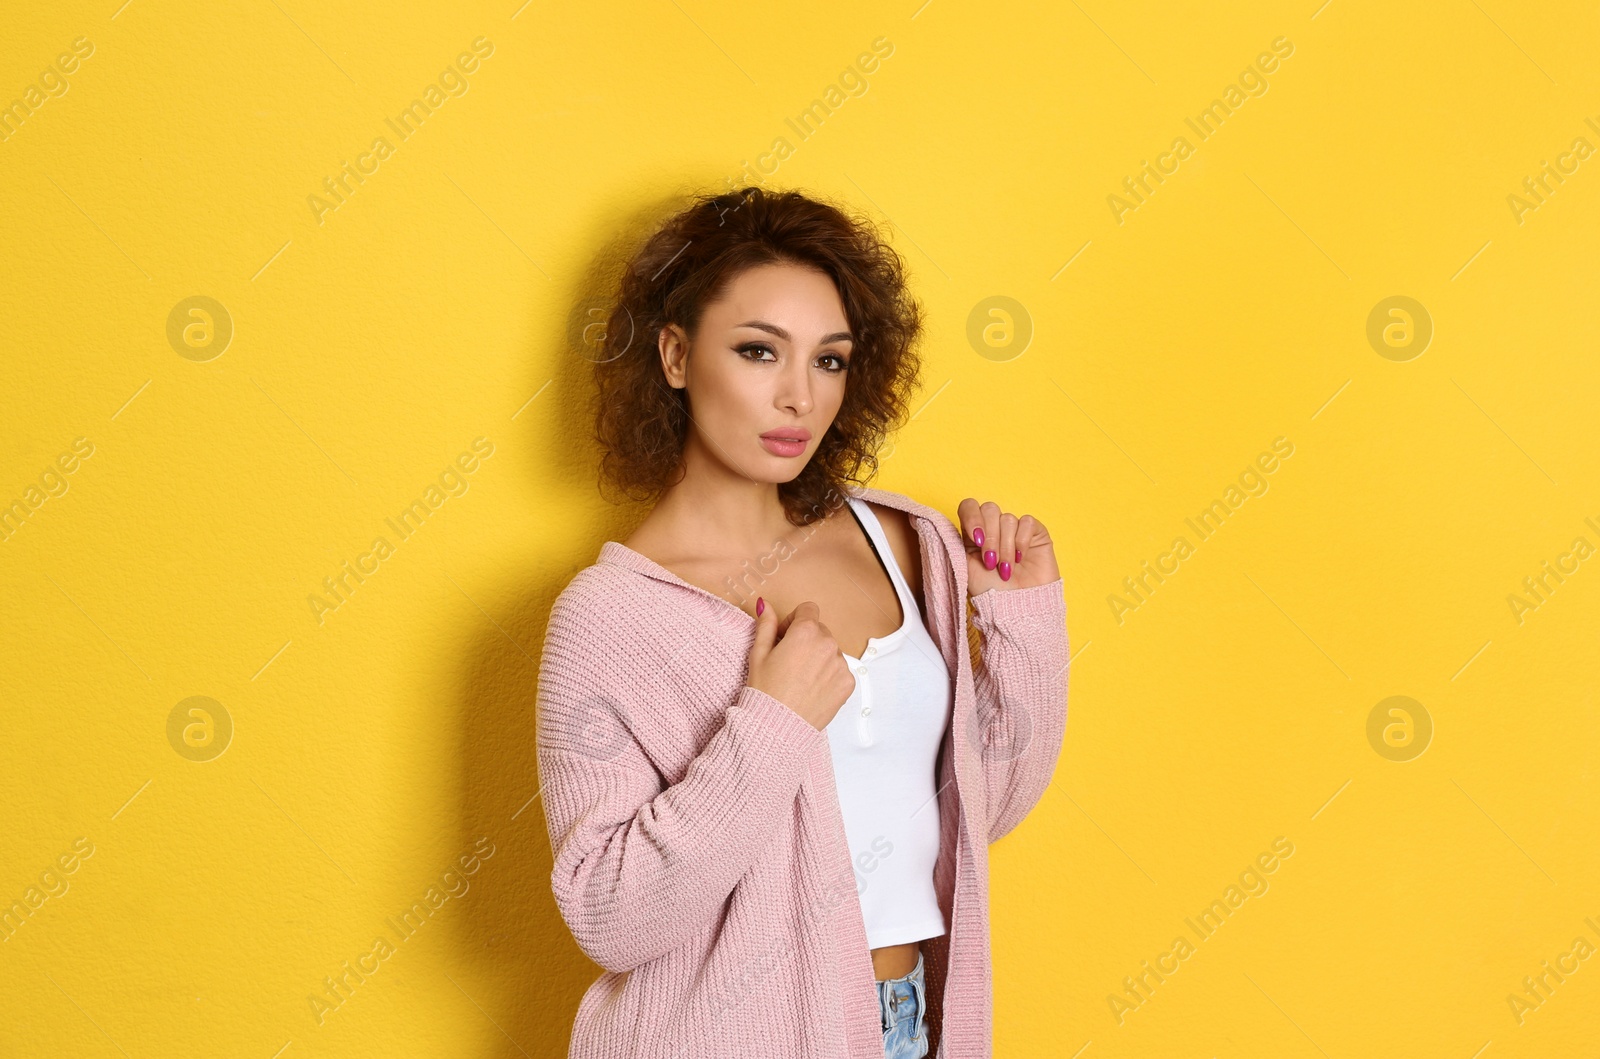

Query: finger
<box><xmin>997</xmin><ymin>512</ymin><xmax>1018</xmax><ymax>581</ymax></box>
<box><xmin>777</xmin><ymin>600</ymin><xmax>819</xmax><ymax>639</ymax></box>
<box><xmin>979</xmin><ymin>501</ymin><xmax>1001</xmax><ymax>570</ymax></box>
<box><xmin>956</xmin><ymin>497</ymin><xmax>983</xmax><ymax>550</ymax></box>
<box><xmin>1014</xmin><ymin>515</ymin><xmax>1038</xmax><ymax>566</ymax></box>
<box><xmin>750</xmin><ymin>595</ymin><xmax>778</xmax><ymax>657</ymax></box>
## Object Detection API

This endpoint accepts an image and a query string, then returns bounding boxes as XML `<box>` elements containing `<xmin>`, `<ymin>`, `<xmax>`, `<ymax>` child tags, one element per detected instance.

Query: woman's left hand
<box><xmin>958</xmin><ymin>498</ymin><xmax>1061</xmax><ymax>596</ymax></box>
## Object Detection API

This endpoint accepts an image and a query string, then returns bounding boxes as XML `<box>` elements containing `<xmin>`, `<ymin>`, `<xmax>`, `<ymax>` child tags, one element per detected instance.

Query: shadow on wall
<box><xmin>447</xmin><ymin>185</ymin><xmax>719</xmax><ymax>1057</ymax></box>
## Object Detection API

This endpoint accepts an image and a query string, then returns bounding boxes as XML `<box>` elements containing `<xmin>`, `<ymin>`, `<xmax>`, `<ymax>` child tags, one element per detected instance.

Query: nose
<box><xmin>775</xmin><ymin>352</ymin><xmax>813</xmax><ymax>417</ymax></box>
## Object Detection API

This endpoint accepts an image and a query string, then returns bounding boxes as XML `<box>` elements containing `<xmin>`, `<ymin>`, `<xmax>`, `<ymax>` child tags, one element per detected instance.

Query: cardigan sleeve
<box><xmin>967</xmin><ymin>577</ymin><xmax>1069</xmax><ymax>844</ymax></box>
<box><xmin>535</xmin><ymin>578</ymin><xmax>823</xmax><ymax>973</ymax></box>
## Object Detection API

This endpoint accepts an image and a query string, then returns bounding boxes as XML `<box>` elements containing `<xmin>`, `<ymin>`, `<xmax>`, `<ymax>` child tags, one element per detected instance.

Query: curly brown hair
<box><xmin>591</xmin><ymin>186</ymin><xmax>924</xmax><ymax>527</ymax></box>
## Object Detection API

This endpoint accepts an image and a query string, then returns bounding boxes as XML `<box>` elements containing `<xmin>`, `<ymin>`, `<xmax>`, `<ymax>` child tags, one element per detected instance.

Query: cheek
<box><xmin>820</xmin><ymin>373</ymin><xmax>849</xmax><ymax>418</ymax></box>
<box><xmin>688</xmin><ymin>358</ymin><xmax>763</xmax><ymax>429</ymax></box>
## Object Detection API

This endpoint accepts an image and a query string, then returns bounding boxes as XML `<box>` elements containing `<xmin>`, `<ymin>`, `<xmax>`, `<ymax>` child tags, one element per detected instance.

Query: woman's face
<box><xmin>659</xmin><ymin>261</ymin><xmax>853</xmax><ymax>483</ymax></box>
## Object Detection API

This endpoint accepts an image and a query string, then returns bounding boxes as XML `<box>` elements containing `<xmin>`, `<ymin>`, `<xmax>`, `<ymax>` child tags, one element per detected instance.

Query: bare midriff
<box><xmin>871</xmin><ymin>940</ymin><xmax>921</xmax><ymax>981</ymax></box>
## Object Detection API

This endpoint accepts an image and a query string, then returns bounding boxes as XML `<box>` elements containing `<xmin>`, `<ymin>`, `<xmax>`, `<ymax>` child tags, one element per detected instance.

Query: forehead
<box><xmin>705</xmin><ymin>262</ymin><xmax>847</xmax><ymax>326</ymax></box>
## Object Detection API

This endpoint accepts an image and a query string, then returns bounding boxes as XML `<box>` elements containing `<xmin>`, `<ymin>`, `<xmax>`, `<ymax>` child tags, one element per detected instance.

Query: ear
<box><xmin>658</xmin><ymin>324</ymin><xmax>689</xmax><ymax>389</ymax></box>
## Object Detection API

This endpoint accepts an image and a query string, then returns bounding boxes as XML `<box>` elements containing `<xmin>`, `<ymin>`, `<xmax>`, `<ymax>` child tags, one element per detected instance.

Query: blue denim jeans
<box><xmin>878</xmin><ymin>950</ymin><xmax>929</xmax><ymax>1058</ymax></box>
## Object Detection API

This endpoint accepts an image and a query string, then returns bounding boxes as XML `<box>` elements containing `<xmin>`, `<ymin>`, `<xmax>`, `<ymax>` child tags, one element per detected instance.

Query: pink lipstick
<box><xmin>759</xmin><ymin>426</ymin><xmax>812</xmax><ymax>458</ymax></box>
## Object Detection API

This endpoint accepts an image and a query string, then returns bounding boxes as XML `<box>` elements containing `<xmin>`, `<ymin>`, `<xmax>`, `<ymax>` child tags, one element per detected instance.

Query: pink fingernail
<box><xmin>973</xmin><ymin>526</ymin><xmax>985</xmax><ymax>546</ymax></box>
<box><xmin>1015</xmin><ymin>549</ymin><xmax>1022</xmax><ymax>561</ymax></box>
<box><xmin>983</xmin><ymin>549</ymin><xmax>996</xmax><ymax>570</ymax></box>
<box><xmin>998</xmin><ymin>560</ymin><xmax>1011</xmax><ymax>581</ymax></box>
<box><xmin>756</xmin><ymin>597</ymin><xmax>765</xmax><ymax>616</ymax></box>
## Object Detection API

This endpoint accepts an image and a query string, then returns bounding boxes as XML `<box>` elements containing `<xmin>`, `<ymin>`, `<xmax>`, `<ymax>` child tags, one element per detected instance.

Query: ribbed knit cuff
<box><xmin>970</xmin><ymin>577</ymin><xmax>1066</xmax><ymax>631</ymax></box>
<box><xmin>733</xmin><ymin>684</ymin><xmax>823</xmax><ymax>759</ymax></box>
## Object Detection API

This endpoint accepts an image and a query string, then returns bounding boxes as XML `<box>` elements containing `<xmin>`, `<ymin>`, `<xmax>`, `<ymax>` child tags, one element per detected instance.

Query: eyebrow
<box><xmin>735</xmin><ymin>320</ymin><xmax>854</xmax><ymax>346</ymax></box>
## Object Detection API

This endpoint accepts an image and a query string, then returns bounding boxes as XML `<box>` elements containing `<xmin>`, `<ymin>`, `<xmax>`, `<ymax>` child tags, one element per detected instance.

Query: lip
<box><xmin>759</xmin><ymin>427</ymin><xmax>812</xmax><ymax>458</ymax></box>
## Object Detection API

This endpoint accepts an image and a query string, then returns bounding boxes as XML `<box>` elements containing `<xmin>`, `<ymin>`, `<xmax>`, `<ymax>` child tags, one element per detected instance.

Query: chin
<box><xmin>763</xmin><ymin>462</ymin><xmax>810</xmax><ymax>485</ymax></box>
<box><xmin>751</xmin><ymin>445</ymin><xmax>818</xmax><ymax>483</ymax></box>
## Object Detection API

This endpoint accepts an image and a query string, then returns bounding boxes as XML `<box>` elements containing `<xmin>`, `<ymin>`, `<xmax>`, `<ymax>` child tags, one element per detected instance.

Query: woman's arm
<box><xmin>535</xmin><ymin>576</ymin><xmax>822</xmax><ymax>973</ymax></box>
<box><xmin>953</xmin><ymin>498</ymin><xmax>1069</xmax><ymax>843</ymax></box>
<box><xmin>968</xmin><ymin>578</ymin><xmax>1069</xmax><ymax>843</ymax></box>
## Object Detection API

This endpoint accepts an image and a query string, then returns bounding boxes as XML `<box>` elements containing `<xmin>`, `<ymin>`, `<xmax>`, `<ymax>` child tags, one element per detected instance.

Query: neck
<box><xmin>650</xmin><ymin>433</ymin><xmax>800</xmax><ymax>555</ymax></box>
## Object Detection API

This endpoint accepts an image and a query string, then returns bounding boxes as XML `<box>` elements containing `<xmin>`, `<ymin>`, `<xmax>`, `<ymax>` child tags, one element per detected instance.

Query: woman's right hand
<box><xmin>746</xmin><ymin>598</ymin><xmax>856</xmax><ymax>730</ymax></box>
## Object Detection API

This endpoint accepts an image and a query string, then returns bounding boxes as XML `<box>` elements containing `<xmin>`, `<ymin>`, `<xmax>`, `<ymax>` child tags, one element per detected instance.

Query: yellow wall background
<box><xmin>3</xmin><ymin>0</ymin><xmax>1597</xmax><ymax>1055</ymax></box>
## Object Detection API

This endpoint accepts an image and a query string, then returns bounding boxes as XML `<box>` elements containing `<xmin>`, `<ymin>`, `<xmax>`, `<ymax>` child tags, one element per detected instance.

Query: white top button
<box><xmin>856</xmin><ymin>666</ymin><xmax>867</xmax><ymax>676</ymax></box>
<box><xmin>866</xmin><ymin>646</ymin><xmax>877</xmax><ymax>658</ymax></box>
<box><xmin>862</xmin><ymin>705</ymin><xmax>872</xmax><ymax>715</ymax></box>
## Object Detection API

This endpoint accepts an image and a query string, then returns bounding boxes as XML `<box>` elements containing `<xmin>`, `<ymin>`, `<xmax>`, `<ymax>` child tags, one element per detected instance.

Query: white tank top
<box><xmin>824</xmin><ymin>497</ymin><xmax>952</xmax><ymax>949</ymax></box>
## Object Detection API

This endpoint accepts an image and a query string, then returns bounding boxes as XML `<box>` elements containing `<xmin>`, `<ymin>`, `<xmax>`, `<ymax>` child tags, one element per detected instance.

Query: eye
<box><xmin>817</xmin><ymin>352</ymin><xmax>849</xmax><ymax>373</ymax></box>
<box><xmin>735</xmin><ymin>341</ymin><xmax>777</xmax><ymax>362</ymax></box>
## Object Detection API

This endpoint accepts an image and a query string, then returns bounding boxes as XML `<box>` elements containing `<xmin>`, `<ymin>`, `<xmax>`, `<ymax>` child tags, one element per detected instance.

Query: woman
<box><xmin>536</xmin><ymin>186</ymin><xmax>1068</xmax><ymax>1058</ymax></box>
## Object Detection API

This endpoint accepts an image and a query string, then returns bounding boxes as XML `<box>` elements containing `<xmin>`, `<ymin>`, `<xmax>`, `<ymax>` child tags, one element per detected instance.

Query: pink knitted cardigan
<box><xmin>536</xmin><ymin>484</ymin><xmax>1069</xmax><ymax>1057</ymax></box>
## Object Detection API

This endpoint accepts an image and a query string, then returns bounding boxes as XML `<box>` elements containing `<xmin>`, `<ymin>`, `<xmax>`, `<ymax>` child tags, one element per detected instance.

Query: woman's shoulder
<box><xmin>548</xmin><ymin>554</ymin><xmax>669</xmax><ymax>625</ymax></box>
<box><xmin>540</xmin><ymin>562</ymin><xmax>671</xmax><ymax>685</ymax></box>
<box><xmin>851</xmin><ymin>484</ymin><xmax>962</xmax><ymax>543</ymax></box>
<box><xmin>550</xmin><ymin>558</ymin><xmax>628</xmax><ymax>609</ymax></box>
<box><xmin>851</xmin><ymin>485</ymin><xmax>967</xmax><ymax>607</ymax></box>
<box><xmin>544</xmin><ymin>549</ymin><xmax>725</xmax><ymax>650</ymax></box>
